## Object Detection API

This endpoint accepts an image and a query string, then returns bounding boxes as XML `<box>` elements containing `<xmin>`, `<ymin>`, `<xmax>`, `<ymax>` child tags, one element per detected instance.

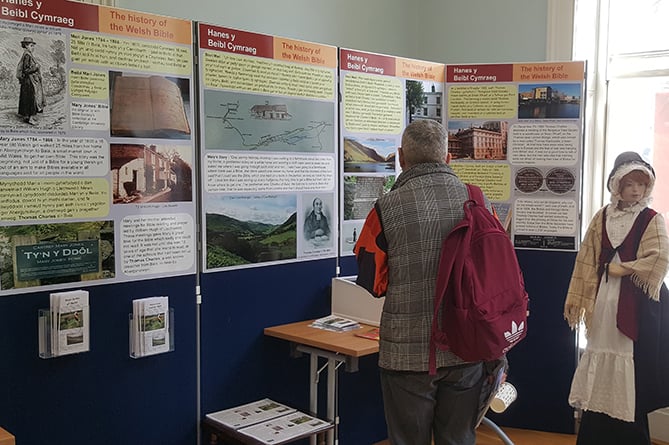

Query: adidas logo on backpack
<box><xmin>504</xmin><ymin>320</ymin><xmax>526</xmax><ymax>345</ymax></box>
<box><xmin>429</xmin><ymin>184</ymin><xmax>529</xmax><ymax>374</ymax></box>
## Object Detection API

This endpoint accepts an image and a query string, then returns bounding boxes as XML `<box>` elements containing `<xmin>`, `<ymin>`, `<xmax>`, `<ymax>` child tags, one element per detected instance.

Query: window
<box><xmin>574</xmin><ymin>0</ymin><xmax>669</xmax><ymax>226</ymax></box>
<box><xmin>573</xmin><ymin>0</ymin><xmax>669</xmax><ymax>359</ymax></box>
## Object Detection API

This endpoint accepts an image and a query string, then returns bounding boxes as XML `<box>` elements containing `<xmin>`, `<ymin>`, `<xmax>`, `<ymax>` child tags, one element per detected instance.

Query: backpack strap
<box><xmin>430</xmin><ymin>225</ymin><xmax>464</xmax><ymax>374</ymax></box>
<box><xmin>429</xmin><ymin>183</ymin><xmax>489</xmax><ymax>374</ymax></box>
<box><xmin>467</xmin><ymin>183</ymin><xmax>502</xmax><ymax>221</ymax></box>
<box><xmin>429</xmin><ymin>188</ymin><xmax>475</xmax><ymax>374</ymax></box>
<box><xmin>466</xmin><ymin>183</ymin><xmax>485</xmax><ymax>206</ymax></box>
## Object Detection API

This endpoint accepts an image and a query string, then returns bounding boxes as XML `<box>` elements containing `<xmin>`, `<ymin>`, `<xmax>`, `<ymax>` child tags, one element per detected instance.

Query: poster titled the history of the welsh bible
<box><xmin>338</xmin><ymin>47</ymin><xmax>445</xmax><ymax>256</ymax></box>
<box><xmin>445</xmin><ymin>61</ymin><xmax>586</xmax><ymax>251</ymax></box>
<box><xmin>198</xmin><ymin>23</ymin><xmax>338</xmax><ymax>271</ymax></box>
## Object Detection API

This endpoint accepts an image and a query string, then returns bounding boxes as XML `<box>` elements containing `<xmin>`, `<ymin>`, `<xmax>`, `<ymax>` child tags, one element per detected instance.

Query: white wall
<box><xmin>117</xmin><ymin>0</ymin><xmax>412</xmax><ymax>58</ymax></box>
<box><xmin>117</xmin><ymin>0</ymin><xmax>548</xmax><ymax>64</ymax></box>
<box><xmin>408</xmin><ymin>0</ymin><xmax>548</xmax><ymax>63</ymax></box>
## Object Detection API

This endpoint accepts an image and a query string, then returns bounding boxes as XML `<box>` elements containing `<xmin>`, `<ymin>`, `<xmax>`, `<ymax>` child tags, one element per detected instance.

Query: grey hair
<box><xmin>401</xmin><ymin>119</ymin><xmax>448</xmax><ymax>167</ymax></box>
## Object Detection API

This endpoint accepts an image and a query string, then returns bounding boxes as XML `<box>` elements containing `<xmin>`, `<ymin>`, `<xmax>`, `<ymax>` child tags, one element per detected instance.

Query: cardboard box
<box><xmin>0</xmin><ymin>427</ymin><xmax>14</xmax><ymax>445</ymax></box>
<box><xmin>331</xmin><ymin>276</ymin><xmax>384</xmax><ymax>326</ymax></box>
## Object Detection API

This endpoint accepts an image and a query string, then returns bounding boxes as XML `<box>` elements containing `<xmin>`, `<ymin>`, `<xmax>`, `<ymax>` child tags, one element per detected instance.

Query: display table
<box><xmin>0</xmin><ymin>427</ymin><xmax>14</xmax><ymax>445</ymax></box>
<box><xmin>264</xmin><ymin>319</ymin><xmax>379</xmax><ymax>445</ymax></box>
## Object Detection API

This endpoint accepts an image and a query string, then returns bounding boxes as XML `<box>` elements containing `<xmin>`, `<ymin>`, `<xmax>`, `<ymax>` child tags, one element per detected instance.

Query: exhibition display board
<box><xmin>339</xmin><ymin>55</ymin><xmax>586</xmax><ymax>256</ymax></box>
<box><xmin>0</xmin><ymin>4</ymin><xmax>586</xmax><ymax>291</ymax></box>
<box><xmin>445</xmin><ymin>62</ymin><xmax>586</xmax><ymax>251</ymax></box>
<box><xmin>197</xmin><ymin>23</ymin><xmax>339</xmax><ymax>272</ymax></box>
<box><xmin>338</xmin><ymin>48</ymin><xmax>445</xmax><ymax>256</ymax></box>
<box><xmin>0</xmin><ymin>0</ymin><xmax>197</xmax><ymax>295</ymax></box>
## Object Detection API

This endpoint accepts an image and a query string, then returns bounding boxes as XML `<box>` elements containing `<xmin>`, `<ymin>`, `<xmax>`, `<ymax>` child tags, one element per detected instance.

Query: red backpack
<box><xmin>429</xmin><ymin>184</ymin><xmax>528</xmax><ymax>374</ymax></box>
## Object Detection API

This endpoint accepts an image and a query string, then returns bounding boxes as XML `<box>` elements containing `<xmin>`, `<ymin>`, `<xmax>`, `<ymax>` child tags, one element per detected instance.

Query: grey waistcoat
<box><xmin>375</xmin><ymin>162</ymin><xmax>472</xmax><ymax>371</ymax></box>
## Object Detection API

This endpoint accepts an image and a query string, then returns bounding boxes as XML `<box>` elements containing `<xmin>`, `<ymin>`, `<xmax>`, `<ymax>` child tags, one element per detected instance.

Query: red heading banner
<box><xmin>199</xmin><ymin>23</ymin><xmax>274</xmax><ymax>59</ymax></box>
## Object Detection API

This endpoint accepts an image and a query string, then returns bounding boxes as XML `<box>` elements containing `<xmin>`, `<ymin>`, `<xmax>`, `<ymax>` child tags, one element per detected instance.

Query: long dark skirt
<box><xmin>577</xmin><ymin>410</ymin><xmax>650</xmax><ymax>445</ymax></box>
<box><xmin>18</xmin><ymin>74</ymin><xmax>45</xmax><ymax>118</ymax></box>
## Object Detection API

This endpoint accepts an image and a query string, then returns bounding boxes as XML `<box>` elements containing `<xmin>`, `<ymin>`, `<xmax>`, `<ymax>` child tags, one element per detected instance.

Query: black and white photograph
<box><xmin>0</xmin><ymin>29</ymin><xmax>67</xmax><ymax>130</ymax></box>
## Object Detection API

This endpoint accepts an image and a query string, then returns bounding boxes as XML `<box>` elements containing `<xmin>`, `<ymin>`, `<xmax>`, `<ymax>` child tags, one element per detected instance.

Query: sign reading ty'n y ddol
<box><xmin>15</xmin><ymin>240</ymin><xmax>100</xmax><ymax>281</ymax></box>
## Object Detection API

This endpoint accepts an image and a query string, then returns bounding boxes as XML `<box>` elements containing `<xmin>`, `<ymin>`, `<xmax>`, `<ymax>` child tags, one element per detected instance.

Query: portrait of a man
<box><xmin>303</xmin><ymin>196</ymin><xmax>331</xmax><ymax>244</ymax></box>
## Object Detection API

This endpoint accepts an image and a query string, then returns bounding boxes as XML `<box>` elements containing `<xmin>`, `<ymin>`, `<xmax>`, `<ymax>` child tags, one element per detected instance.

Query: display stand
<box><xmin>38</xmin><ymin>309</ymin><xmax>54</xmax><ymax>359</ymax></box>
<box><xmin>480</xmin><ymin>417</ymin><xmax>514</xmax><ymax>445</ymax></box>
<box><xmin>129</xmin><ymin>308</ymin><xmax>175</xmax><ymax>358</ymax></box>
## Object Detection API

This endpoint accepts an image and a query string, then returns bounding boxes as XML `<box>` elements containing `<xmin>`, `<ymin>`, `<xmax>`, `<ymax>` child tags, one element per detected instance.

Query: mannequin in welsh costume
<box><xmin>564</xmin><ymin>152</ymin><xmax>669</xmax><ymax>445</ymax></box>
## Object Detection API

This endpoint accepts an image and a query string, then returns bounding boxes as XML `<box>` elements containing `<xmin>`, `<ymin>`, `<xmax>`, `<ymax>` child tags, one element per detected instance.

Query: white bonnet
<box><xmin>607</xmin><ymin>151</ymin><xmax>655</xmax><ymax>206</ymax></box>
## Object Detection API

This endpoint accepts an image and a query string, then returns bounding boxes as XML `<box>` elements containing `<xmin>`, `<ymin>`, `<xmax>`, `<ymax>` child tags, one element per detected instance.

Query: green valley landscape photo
<box><xmin>205</xmin><ymin>195</ymin><xmax>297</xmax><ymax>268</ymax></box>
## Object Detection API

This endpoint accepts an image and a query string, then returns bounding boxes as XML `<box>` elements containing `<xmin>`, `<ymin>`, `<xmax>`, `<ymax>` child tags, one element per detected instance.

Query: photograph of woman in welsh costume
<box><xmin>16</xmin><ymin>36</ymin><xmax>46</xmax><ymax>125</ymax></box>
<box><xmin>0</xmin><ymin>30</ymin><xmax>66</xmax><ymax>130</ymax></box>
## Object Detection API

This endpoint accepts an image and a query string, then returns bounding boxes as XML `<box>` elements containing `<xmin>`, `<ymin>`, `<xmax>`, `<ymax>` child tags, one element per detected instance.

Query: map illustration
<box><xmin>204</xmin><ymin>90</ymin><xmax>335</xmax><ymax>153</ymax></box>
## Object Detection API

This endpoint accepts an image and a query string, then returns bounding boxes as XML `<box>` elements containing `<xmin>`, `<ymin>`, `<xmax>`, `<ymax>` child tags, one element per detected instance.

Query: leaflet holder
<box><xmin>128</xmin><ymin>307</ymin><xmax>175</xmax><ymax>358</ymax></box>
<box><xmin>38</xmin><ymin>309</ymin><xmax>54</xmax><ymax>359</ymax></box>
<box><xmin>38</xmin><ymin>308</ymin><xmax>90</xmax><ymax>359</ymax></box>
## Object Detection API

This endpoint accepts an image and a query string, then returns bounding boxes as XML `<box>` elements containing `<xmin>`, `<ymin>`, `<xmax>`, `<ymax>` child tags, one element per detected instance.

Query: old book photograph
<box><xmin>109</xmin><ymin>72</ymin><xmax>191</xmax><ymax>139</ymax></box>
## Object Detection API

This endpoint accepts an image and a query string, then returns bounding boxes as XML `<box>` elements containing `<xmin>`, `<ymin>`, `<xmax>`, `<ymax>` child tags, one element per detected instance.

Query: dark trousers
<box><xmin>577</xmin><ymin>410</ymin><xmax>650</xmax><ymax>445</ymax></box>
<box><xmin>380</xmin><ymin>363</ymin><xmax>484</xmax><ymax>445</ymax></box>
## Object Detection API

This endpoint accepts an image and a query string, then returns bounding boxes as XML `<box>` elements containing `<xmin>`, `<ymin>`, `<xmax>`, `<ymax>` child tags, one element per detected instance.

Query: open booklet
<box><xmin>206</xmin><ymin>399</ymin><xmax>296</xmax><ymax>430</ymax></box>
<box><xmin>237</xmin><ymin>410</ymin><xmax>332</xmax><ymax>444</ymax></box>
<box><xmin>205</xmin><ymin>399</ymin><xmax>333</xmax><ymax>444</ymax></box>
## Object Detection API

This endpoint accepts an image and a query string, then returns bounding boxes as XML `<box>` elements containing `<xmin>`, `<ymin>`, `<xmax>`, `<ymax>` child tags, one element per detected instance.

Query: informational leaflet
<box><xmin>50</xmin><ymin>290</ymin><xmax>90</xmax><ymax>356</ymax></box>
<box><xmin>237</xmin><ymin>411</ymin><xmax>331</xmax><ymax>444</ymax></box>
<box><xmin>0</xmin><ymin>0</ymin><xmax>197</xmax><ymax>295</ymax></box>
<box><xmin>206</xmin><ymin>399</ymin><xmax>333</xmax><ymax>445</ymax></box>
<box><xmin>197</xmin><ymin>23</ymin><xmax>339</xmax><ymax>271</ymax></box>
<box><xmin>206</xmin><ymin>399</ymin><xmax>296</xmax><ymax>430</ymax></box>
<box><xmin>131</xmin><ymin>296</ymin><xmax>170</xmax><ymax>357</ymax></box>
<box><xmin>354</xmin><ymin>327</ymin><xmax>380</xmax><ymax>341</ymax></box>
<box><xmin>309</xmin><ymin>315</ymin><xmax>360</xmax><ymax>332</ymax></box>
<box><xmin>338</xmin><ymin>48</ymin><xmax>445</xmax><ymax>256</ymax></box>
